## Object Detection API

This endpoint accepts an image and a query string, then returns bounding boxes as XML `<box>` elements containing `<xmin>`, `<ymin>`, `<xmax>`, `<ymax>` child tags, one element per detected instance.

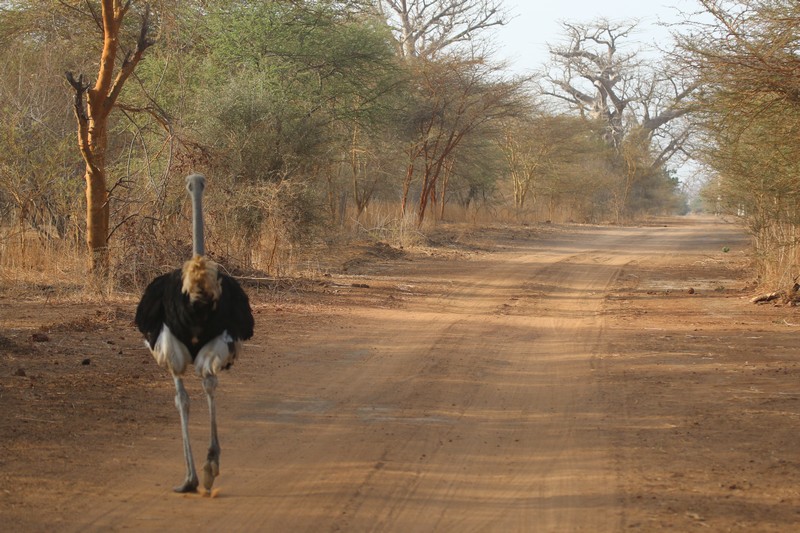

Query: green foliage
<box><xmin>183</xmin><ymin>1</ymin><xmax>402</xmax><ymax>177</ymax></box>
<box><xmin>0</xmin><ymin>0</ymin><xmax>696</xmax><ymax>285</ymax></box>
<box><xmin>199</xmin><ymin>70</ymin><xmax>328</xmax><ymax>182</ymax></box>
<box><xmin>685</xmin><ymin>0</ymin><xmax>800</xmax><ymax>283</ymax></box>
<box><xmin>185</xmin><ymin>1</ymin><xmax>404</xmax><ymax>252</ymax></box>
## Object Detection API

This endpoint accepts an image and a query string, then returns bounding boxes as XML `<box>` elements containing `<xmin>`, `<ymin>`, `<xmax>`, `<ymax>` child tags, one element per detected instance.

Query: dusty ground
<box><xmin>2</xmin><ymin>216</ymin><xmax>800</xmax><ymax>531</ymax></box>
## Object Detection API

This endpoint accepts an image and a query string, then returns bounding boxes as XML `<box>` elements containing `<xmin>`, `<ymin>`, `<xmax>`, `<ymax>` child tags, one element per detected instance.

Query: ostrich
<box><xmin>135</xmin><ymin>173</ymin><xmax>254</xmax><ymax>493</ymax></box>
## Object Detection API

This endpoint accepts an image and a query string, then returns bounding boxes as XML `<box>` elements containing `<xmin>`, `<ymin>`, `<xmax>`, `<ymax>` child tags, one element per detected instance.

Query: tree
<box><xmin>377</xmin><ymin>0</ymin><xmax>507</xmax><ymax>58</ymax></box>
<box><xmin>679</xmin><ymin>0</ymin><xmax>800</xmax><ymax>283</ymax></box>
<box><xmin>499</xmin><ymin>113</ymin><xmax>596</xmax><ymax>214</ymax></box>
<box><xmin>543</xmin><ymin>19</ymin><xmax>697</xmax><ymax>220</ymax></box>
<box><xmin>339</xmin><ymin>118</ymin><xmax>407</xmax><ymax>224</ymax></box>
<box><xmin>401</xmin><ymin>55</ymin><xmax>527</xmax><ymax>224</ymax></box>
<box><xmin>0</xmin><ymin>37</ymin><xmax>79</xmax><ymax>248</ymax></box>
<box><xmin>440</xmin><ymin>132</ymin><xmax>504</xmax><ymax>216</ymax></box>
<box><xmin>66</xmin><ymin>0</ymin><xmax>155</xmax><ymax>276</ymax></box>
<box><xmin>177</xmin><ymin>0</ymin><xmax>405</xmax><ymax>265</ymax></box>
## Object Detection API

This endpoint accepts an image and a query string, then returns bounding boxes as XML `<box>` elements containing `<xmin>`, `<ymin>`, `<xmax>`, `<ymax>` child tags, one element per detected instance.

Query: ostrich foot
<box><xmin>174</xmin><ymin>477</ymin><xmax>199</xmax><ymax>493</ymax></box>
<box><xmin>202</xmin><ymin>458</ymin><xmax>219</xmax><ymax>491</ymax></box>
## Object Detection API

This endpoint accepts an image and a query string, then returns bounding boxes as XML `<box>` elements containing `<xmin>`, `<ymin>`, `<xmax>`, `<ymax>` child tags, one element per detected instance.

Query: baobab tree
<box><xmin>376</xmin><ymin>0</ymin><xmax>507</xmax><ymax>59</ymax></box>
<box><xmin>544</xmin><ymin>19</ymin><xmax>697</xmax><ymax>220</ymax></box>
<box><xmin>545</xmin><ymin>20</ymin><xmax>696</xmax><ymax>155</ymax></box>
<box><xmin>66</xmin><ymin>0</ymin><xmax>155</xmax><ymax>276</ymax></box>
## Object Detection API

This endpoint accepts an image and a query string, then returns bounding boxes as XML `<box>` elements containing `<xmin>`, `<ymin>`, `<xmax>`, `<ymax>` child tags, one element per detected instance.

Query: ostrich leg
<box><xmin>201</xmin><ymin>374</ymin><xmax>221</xmax><ymax>491</ymax></box>
<box><xmin>173</xmin><ymin>376</ymin><xmax>199</xmax><ymax>493</ymax></box>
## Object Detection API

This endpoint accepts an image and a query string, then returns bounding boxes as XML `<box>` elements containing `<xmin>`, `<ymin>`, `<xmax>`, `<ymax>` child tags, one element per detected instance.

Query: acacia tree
<box><xmin>499</xmin><ymin>115</ymin><xmax>540</xmax><ymax>212</ymax></box>
<box><xmin>375</xmin><ymin>0</ymin><xmax>517</xmax><ymax>224</ymax></box>
<box><xmin>680</xmin><ymin>0</ymin><xmax>800</xmax><ymax>283</ymax></box>
<box><xmin>402</xmin><ymin>55</ymin><xmax>526</xmax><ymax>224</ymax></box>
<box><xmin>341</xmin><ymin>120</ymin><xmax>407</xmax><ymax>224</ymax></box>
<box><xmin>499</xmin><ymin>113</ymin><xmax>604</xmax><ymax>216</ymax></box>
<box><xmin>544</xmin><ymin>19</ymin><xmax>696</xmax><ymax>220</ymax></box>
<box><xmin>66</xmin><ymin>0</ymin><xmax>155</xmax><ymax>276</ymax></box>
<box><xmin>192</xmin><ymin>0</ymin><xmax>404</xmax><ymax>252</ymax></box>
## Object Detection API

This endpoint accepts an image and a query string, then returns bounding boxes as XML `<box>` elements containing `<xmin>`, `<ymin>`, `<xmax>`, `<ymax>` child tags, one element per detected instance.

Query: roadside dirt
<box><xmin>2</xmin><ymin>217</ymin><xmax>800</xmax><ymax>531</ymax></box>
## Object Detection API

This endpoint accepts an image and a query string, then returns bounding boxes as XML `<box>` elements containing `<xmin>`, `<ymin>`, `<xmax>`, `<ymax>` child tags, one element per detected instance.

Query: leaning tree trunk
<box><xmin>66</xmin><ymin>0</ymin><xmax>154</xmax><ymax>277</ymax></box>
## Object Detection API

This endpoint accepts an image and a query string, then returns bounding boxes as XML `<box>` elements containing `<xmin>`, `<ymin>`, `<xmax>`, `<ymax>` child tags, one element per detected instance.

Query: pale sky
<box><xmin>494</xmin><ymin>0</ymin><xmax>700</xmax><ymax>75</ymax></box>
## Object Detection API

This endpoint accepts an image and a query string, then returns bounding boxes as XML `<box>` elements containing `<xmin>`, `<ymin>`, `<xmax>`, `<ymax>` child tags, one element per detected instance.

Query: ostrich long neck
<box><xmin>188</xmin><ymin>174</ymin><xmax>205</xmax><ymax>257</ymax></box>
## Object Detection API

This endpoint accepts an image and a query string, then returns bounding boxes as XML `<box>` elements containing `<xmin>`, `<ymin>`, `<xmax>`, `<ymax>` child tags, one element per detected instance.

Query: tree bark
<box><xmin>85</xmin><ymin>167</ymin><xmax>110</xmax><ymax>274</ymax></box>
<box><xmin>66</xmin><ymin>1</ymin><xmax>154</xmax><ymax>277</ymax></box>
<box><xmin>438</xmin><ymin>156</ymin><xmax>454</xmax><ymax>220</ymax></box>
<box><xmin>401</xmin><ymin>159</ymin><xmax>415</xmax><ymax>217</ymax></box>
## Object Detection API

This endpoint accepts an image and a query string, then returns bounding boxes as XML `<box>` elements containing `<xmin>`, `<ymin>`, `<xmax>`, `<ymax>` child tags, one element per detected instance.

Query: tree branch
<box><xmin>106</xmin><ymin>5</ymin><xmax>155</xmax><ymax>110</ymax></box>
<box><xmin>65</xmin><ymin>72</ymin><xmax>99</xmax><ymax>174</ymax></box>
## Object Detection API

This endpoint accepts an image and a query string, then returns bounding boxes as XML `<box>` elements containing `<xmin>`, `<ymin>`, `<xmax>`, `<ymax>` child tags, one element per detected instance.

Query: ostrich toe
<box><xmin>202</xmin><ymin>459</ymin><xmax>219</xmax><ymax>491</ymax></box>
<box><xmin>174</xmin><ymin>477</ymin><xmax>199</xmax><ymax>493</ymax></box>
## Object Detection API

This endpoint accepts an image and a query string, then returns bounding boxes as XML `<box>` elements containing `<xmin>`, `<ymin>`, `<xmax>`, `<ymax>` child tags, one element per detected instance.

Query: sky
<box><xmin>493</xmin><ymin>0</ymin><xmax>700</xmax><ymax>75</ymax></box>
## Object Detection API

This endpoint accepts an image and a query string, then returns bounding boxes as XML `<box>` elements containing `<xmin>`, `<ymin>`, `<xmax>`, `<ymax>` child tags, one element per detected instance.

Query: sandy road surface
<box><xmin>6</xmin><ymin>218</ymin><xmax>778</xmax><ymax>532</ymax></box>
<box><xmin>69</xmin><ymin>222</ymin><xmax>723</xmax><ymax>532</ymax></box>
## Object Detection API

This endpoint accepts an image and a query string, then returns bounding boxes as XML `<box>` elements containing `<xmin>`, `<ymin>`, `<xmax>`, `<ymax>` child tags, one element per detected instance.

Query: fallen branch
<box><xmin>751</xmin><ymin>283</ymin><xmax>800</xmax><ymax>305</ymax></box>
<box><xmin>751</xmin><ymin>290</ymin><xmax>786</xmax><ymax>304</ymax></box>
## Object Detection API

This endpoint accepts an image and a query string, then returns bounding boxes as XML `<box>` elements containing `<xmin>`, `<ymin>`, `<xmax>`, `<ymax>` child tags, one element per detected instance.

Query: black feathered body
<box><xmin>135</xmin><ymin>261</ymin><xmax>254</xmax><ymax>376</ymax></box>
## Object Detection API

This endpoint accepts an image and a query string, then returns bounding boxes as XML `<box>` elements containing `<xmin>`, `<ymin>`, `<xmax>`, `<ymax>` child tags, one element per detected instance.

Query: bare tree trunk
<box><xmin>325</xmin><ymin>164</ymin><xmax>339</xmax><ymax>223</ymax></box>
<box><xmin>85</xmin><ymin>166</ymin><xmax>110</xmax><ymax>273</ymax></box>
<box><xmin>66</xmin><ymin>1</ymin><xmax>154</xmax><ymax>277</ymax></box>
<box><xmin>439</xmin><ymin>157</ymin><xmax>454</xmax><ymax>220</ymax></box>
<box><xmin>418</xmin><ymin>157</ymin><xmax>442</xmax><ymax>226</ymax></box>
<box><xmin>401</xmin><ymin>160</ymin><xmax>415</xmax><ymax>217</ymax></box>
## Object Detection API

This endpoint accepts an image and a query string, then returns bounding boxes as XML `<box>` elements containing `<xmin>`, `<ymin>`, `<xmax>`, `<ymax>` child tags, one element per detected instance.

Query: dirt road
<box><xmin>6</xmin><ymin>218</ymin><xmax>800</xmax><ymax>531</ymax></box>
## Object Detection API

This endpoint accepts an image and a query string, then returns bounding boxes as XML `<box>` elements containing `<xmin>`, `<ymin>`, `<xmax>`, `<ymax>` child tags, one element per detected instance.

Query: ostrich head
<box><xmin>186</xmin><ymin>173</ymin><xmax>206</xmax><ymax>257</ymax></box>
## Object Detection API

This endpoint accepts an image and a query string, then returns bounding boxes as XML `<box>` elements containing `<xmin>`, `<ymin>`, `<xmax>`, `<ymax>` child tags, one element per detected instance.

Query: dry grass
<box><xmin>0</xmin><ymin>227</ymin><xmax>93</xmax><ymax>299</ymax></box>
<box><xmin>751</xmin><ymin>219</ymin><xmax>800</xmax><ymax>290</ymax></box>
<box><xmin>0</xmin><ymin>195</ymin><xmax>638</xmax><ymax>302</ymax></box>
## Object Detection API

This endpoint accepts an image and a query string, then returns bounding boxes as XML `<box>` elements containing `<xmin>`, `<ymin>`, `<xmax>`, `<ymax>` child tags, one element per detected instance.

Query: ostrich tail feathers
<box><xmin>181</xmin><ymin>256</ymin><xmax>221</xmax><ymax>304</ymax></box>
